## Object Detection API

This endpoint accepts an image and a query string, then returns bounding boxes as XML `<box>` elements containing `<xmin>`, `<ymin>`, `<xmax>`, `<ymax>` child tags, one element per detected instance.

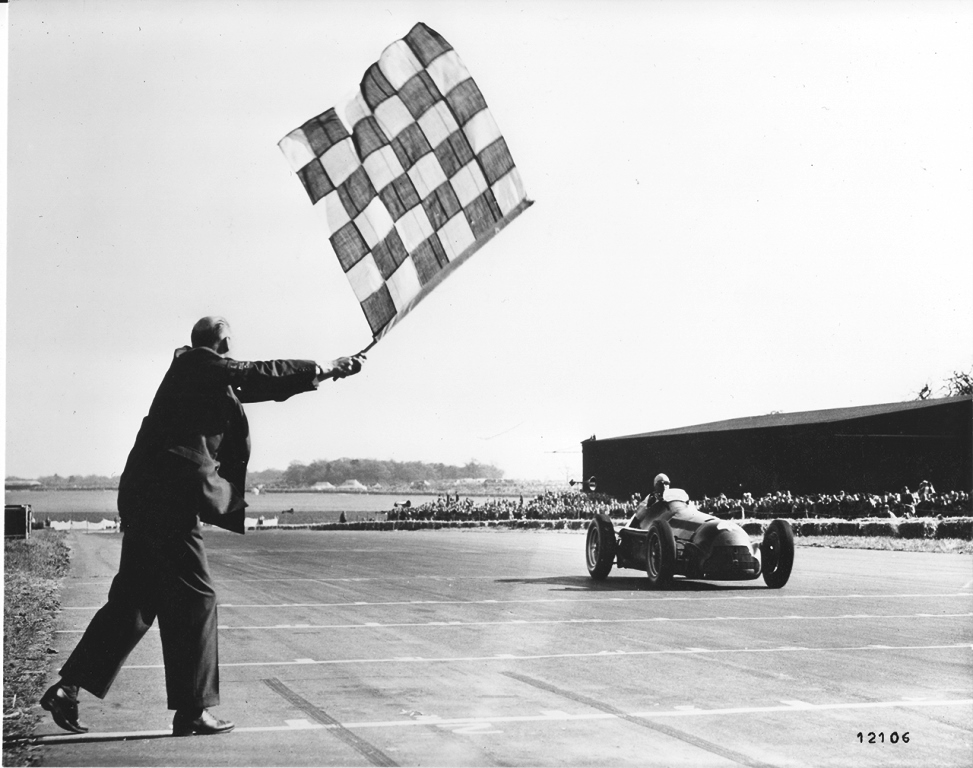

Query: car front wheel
<box><xmin>586</xmin><ymin>517</ymin><xmax>616</xmax><ymax>580</ymax></box>
<box><xmin>646</xmin><ymin>519</ymin><xmax>676</xmax><ymax>588</ymax></box>
<box><xmin>761</xmin><ymin>519</ymin><xmax>795</xmax><ymax>589</ymax></box>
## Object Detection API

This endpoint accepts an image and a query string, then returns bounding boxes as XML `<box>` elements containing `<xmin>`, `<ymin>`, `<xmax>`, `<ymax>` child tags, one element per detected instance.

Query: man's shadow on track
<box><xmin>495</xmin><ymin>575</ymin><xmax>767</xmax><ymax>592</ymax></box>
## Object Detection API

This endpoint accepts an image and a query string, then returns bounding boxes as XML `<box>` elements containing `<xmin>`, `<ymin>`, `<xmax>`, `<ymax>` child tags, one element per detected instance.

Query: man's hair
<box><xmin>191</xmin><ymin>316</ymin><xmax>231</xmax><ymax>349</ymax></box>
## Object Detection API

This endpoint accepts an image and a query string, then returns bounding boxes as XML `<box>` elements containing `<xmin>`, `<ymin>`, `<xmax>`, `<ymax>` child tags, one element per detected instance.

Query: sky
<box><xmin>4</xmin><ymin>0</ymin><xmax>972</xmax><ymax>483</ymax></box>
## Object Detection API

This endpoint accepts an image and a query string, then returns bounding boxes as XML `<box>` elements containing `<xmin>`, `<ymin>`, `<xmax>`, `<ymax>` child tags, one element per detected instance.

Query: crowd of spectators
<box><xmin>387</xmin><ymin>491</ymin><xmax>629</xmax><ymax>523</ymax></box>
<box><xmin>387</xmin><ymin>483</ymin><xmax>970</xmax><ymax>523</ymax></box>
<box><xmin>696</xmin><ymin>485</ymin><xmax>970</xmax><ymax>520</ymax></box>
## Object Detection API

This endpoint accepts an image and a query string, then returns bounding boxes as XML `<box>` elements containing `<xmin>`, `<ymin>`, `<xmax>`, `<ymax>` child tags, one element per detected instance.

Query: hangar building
<box><xmin>581</xmin><ymin>395</ymin><xmax>972</xmax><ymax>500</ymax></box>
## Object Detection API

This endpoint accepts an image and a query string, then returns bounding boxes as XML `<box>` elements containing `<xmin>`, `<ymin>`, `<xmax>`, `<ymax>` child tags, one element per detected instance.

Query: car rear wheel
<box><xmin>761</xmin><ymin>519</ymin><xmax>795</xmax><ymax>589</ymax></box>
<box><xmin>646</xmin><ymin>519</ymin><xmax>676</xmax><ymax>588</ymax></box>
<box><xmin>585</xmin><ymin>517</ymin><xmax>616</xmax><ymax>580</ymax></box>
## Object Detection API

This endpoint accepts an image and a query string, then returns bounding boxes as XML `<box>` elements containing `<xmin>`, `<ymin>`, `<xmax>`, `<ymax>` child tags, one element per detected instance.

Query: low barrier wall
<box><xmin>740</xmin><ymin>517</ymin><xmax>973</xmax><ymax>540</ymax></box>
<box><xmin>270</xmin><ymin>516</ymin><xmax>973</xmax><ymax>540</ymax></box>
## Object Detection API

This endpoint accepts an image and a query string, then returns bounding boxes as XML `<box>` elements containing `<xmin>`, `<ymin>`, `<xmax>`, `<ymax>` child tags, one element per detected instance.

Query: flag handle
<box><xmin>326</xmin><ymin>340</ymin><xmax>375</xmax><ymax>383</ymax></box>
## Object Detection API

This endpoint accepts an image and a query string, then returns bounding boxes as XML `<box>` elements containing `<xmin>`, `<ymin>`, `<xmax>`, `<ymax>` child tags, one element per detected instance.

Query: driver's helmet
<box><xmin>653</xmin><ymin>473</ymin><xmax>671</xmax><ymax>497</ymax></box>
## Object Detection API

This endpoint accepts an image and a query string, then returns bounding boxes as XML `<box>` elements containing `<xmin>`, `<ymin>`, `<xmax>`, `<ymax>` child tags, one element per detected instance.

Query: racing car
<box><xmin>585</xmin><ymin>488</ymin><xmax>794</xmax><ymax>588</ymax></box>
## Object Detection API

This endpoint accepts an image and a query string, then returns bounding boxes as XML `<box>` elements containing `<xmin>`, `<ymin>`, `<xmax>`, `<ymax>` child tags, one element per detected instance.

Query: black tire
<box><xmin>646</xmin><ymin>519</ymin><xmax>676</xmax><ymax>587</ymax></box>
<box><xmin>585</xmin><ymin>517</ymin><xmax>616</xmax><ymax>579</ymax></box>
<box><xmin>761</xmin><ymin>519</ymin><xmax>795</xmax><ymax>589</ymax></box>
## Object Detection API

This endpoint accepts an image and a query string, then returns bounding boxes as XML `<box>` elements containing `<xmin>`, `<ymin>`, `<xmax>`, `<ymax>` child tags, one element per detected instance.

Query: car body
<box><xmin>585</xmin><ymin>488</ymin><xmax>794</xmax><ymax>588</ymax></box>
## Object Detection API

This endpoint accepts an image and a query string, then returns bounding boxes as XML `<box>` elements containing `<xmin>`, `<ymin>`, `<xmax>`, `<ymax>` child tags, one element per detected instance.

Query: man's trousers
<box><xmin>58</xmin><ymin>524</ymin><xmax>220</xmax><ymax>711</ymax></box>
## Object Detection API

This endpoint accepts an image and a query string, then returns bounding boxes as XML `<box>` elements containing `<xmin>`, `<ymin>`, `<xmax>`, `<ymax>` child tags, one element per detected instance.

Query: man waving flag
<box><xmin>279</xmin><ymin>23</ymin><xmax>532</xmax><ymax>346</ymax></box>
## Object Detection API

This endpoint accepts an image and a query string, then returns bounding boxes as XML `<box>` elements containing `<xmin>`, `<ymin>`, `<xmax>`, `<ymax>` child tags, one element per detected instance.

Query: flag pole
<box><xmin>355</xmin><ymin>338</ymin><xmax>377</xmax><ymax>358</ymax></box>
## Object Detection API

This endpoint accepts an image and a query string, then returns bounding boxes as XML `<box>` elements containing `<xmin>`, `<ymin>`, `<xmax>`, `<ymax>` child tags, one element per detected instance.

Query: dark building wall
<box><xmin>582</xmin><ymin>398</ymin><xmax>972</xmax><ymax>500</ymax></box>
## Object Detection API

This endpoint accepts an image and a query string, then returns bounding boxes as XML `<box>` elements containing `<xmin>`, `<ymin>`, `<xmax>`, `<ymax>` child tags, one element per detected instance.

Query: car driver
<box><xmin>629</xmin><ymin>473</ymin><xmax>671</xmax><ymax>528</ymax></box>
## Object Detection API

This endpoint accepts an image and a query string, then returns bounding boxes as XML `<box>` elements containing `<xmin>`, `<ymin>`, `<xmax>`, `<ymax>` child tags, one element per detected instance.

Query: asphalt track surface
<box><xmin>34</xmin><ymin>528</ymin><xmax>972</xmax><ymax>767</ymax></box>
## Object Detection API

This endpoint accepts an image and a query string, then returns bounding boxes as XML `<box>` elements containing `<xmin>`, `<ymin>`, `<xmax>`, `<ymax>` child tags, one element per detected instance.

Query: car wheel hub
<box><xmin>765</xmin><ymin>531</ymin><xmax>780</xmax><ymax>571</ymax></box>
<box><xmin>648</xmin><ymin>535</ymin><xmax>661</xmax><ymax>576</ymax></box>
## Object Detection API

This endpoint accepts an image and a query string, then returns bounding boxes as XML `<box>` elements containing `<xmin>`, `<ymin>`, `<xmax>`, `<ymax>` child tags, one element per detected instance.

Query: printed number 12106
<box><xmin>857</xmin><ymin>732</ymin><xmax>909</xmax><ymax>744</ymax></box>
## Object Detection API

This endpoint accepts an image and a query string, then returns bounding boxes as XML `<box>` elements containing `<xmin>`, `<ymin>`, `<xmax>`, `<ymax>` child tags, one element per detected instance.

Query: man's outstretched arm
<box><xmin>229</xmin><ymin>354</ymin><xmax>365</xmax><ymax>403</ymax></box>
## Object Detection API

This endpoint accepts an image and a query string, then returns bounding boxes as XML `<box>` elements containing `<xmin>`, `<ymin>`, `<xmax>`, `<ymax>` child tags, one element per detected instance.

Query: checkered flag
<box><xmin>279</xmin><ymin>23</ymin><xmax>532</xmax><ymax>346</ymax></box>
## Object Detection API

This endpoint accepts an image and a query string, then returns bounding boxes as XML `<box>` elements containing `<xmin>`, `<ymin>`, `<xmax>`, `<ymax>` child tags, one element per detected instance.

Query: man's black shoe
<box><xmin>172</xmin><ymin>709</ymin><xmax>235</xmax><ymax>737</ymax></box>
<box><xmin>40</xmin><ymin>683</ymin><xmax>89</xmax><ymax>734</ymax></box>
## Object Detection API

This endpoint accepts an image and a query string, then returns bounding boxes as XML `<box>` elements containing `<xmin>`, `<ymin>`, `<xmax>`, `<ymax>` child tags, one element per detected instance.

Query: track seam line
<box><xmin>503</xmin><ymin>671</ymin><xmax>777</xmax><ymax>768</ymax></box>
<box><xmin>261</xmin><ymin>677</ymin><xmax>397</xmax><ymax>767</ymax></box>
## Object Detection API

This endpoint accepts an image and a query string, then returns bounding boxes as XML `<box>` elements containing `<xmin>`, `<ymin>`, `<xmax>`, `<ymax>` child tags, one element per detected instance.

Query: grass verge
<box><xmin>3</xmin><ymin>531</ymin><xmax>70</xmax><ymax>767</ymax></box>
<box><xmin>793</xmin><ymin>535</ymin><xmax>973</xmax><ymax>554</ymax></box>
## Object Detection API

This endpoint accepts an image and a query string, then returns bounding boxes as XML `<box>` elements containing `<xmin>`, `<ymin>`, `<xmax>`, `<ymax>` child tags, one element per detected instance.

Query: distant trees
<box><xmin>247</xmin><ymin>468</ymin><xmax>285</xmax><ymax>486</ymax></box>
<box><xmin>22</xmin><ymin>460</ymin><xmax>505</xmax><ymax>490</ymax></box>
<box><xmin>944</xmin><ymin>369</ymin><xmax>973</xmax><ymax>397</ymax></box>
<box><xmin>35</xmin><ymin>474</ymin><xmax>117</xmax><ymax>488</ymax></box>
<box><xmin>917</xmin><ymin>367</ymin><xmax>973</xmax><ymax>400</ymax></box>
<box><xmin>278</xmin><ymin>458</ymin><xmax>504</xmax><ymax>488</ymax></box>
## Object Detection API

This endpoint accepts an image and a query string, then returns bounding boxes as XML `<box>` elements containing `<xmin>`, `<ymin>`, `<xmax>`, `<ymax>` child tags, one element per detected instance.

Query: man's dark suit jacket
<box><xmin>118</xmin><ymin>346</ymin><xmax>318</xmax><ymax>535</ymax></box>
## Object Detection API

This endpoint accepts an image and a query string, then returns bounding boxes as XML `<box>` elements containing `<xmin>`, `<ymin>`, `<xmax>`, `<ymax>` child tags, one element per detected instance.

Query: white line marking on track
<box><xmin>29</xmin><ymin>699</ymin><xmax>973</xmax><ymax>744</ymax></box>
<box><xmin>336</xmin><ymin>698</ymin><xmax>973</xmax><ymax>730</ymax></box>
<box><xmin>284</xmin><ymin>719</ymin><xmax>318</xmax><ymax>729</ymax></box>
<box><xmin>52</xmin><ymin>611</ymin><xmax>973</xmax><ymax>634</ymax></box>
<box><xmin>60</xmin><ymin>591</ymin><xmax>973</xmax><ymax>611</ymax></box>
<box><xmin>446</xmin><ymin>723</ymin><xmax>503</xmax><ymax>735</ymax></box>
<box><xmin>119</xmin><ymin>643</ymin><xmax>973</xmax><ymax>670</ymax></box>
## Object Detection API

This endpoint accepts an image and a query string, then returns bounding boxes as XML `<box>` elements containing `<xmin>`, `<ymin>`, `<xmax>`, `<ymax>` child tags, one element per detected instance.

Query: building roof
<box><xmin>589</xmin><ymin>395</ymin><xmax>971</xmax><ymax>442</ymax></box>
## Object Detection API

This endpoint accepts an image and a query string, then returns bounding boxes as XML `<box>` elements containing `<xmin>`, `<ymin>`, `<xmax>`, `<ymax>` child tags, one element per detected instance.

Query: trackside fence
<box><xmin>266</xmin><ymin>516</ymin><xmax>973</xmax><ymax>540</ymax></box>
